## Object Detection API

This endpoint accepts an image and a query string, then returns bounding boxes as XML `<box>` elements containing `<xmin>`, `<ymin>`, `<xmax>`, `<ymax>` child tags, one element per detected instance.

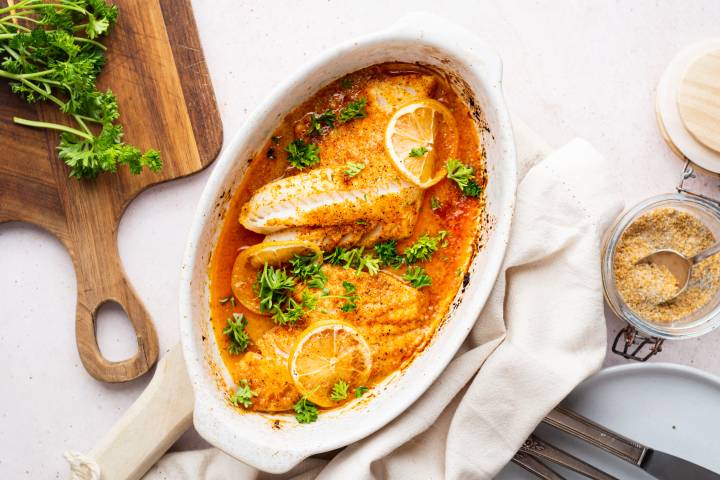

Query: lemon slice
<box><xmin>385</xmin><ymin>99</ymin><xmax>458</xmax><ymax>188</ymax></box>
<box><xmin>289</xmin><ymin>320</ymin><xmax>372</xmax><ymax>407</ymax></box>
<box><xmin>231</xmin><ymin>240</ymin><xmax>321</xmax><ymax>314</ymax></box>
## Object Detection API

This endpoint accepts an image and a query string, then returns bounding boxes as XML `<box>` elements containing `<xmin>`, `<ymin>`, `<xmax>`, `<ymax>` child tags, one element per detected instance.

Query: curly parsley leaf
<box><xmin>293</xmin><ymin>395</ymin><xmax>319</xmax><ymax>423</ymax></box>
<box><xmin>344</xmin><ymin>162</ymin><xmax>365</xmax><ymax>177</ymax></box>
<box><xmin>409</xmin><ymin>146</ymin><xmax>428</xmax><ymax>157</ymax></box>
<box><xmin>230</xmin><ymin>379</ymin><xmax>257</xmax><ymax>408</ymax></box>
<box><xmin>404</xmin><ymin>231</ymin><xmax>449</xmax><ymax>264</ymax></box>
<box><xmin>223</xmin><ymin>313</ymin><xmax>251</xmax><ymax>355</ymax></box>
<box><xmin>339</xmin><ymin>97</ymin><xmax>367</xmax><ymax>123</ymax></box>
<box><xmin>446</xmin><ymin>159</ymin><xmax>482</xmax><ymax>197</ymax></box>
<box><xmin>374</xmin><ymin>240</ymin><xmax>404</xmax><ymax>268</ymax></box>
<box><xmin>285</xmin><ymin>139</ymin><xmax>320</xmax><ymax>169</ymax></box>
<box><xmin>354</xmin><ymin>385</ymin><xmax>369</xmax><ymax>398</ymax></box>
<box><xmin>255</xmin><ymin>264</ymin><xmax>296</xmax><ymax>314</ymax></box>
<box><xmin>330</xmin><ymin>380</ymin><xmax>350</xmax><ymax>402</ymax></box>
<box><xmin>403</xmin><ymin>266</ymin><xmax>432</xmax><ymax>289</ymax></box>
<box><xmin>306</xmin><ymin>110</ymin><xmax>336</xmax><ymax>135</ymax></box>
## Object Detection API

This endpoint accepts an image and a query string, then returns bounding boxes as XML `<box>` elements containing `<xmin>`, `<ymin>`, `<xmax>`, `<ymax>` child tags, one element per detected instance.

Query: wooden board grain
<box><xmin>678</xmin><ymin>50</ymin><xmax>720</xmax><ymax>154</ymax></box>
<box><xmin>0</xmin><ymin>0</ymin><xmax>222</xmax><ymax>382</ymax></box>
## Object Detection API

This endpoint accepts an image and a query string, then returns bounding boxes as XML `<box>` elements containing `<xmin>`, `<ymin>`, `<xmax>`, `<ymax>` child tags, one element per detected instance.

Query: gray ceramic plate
<box><xmin>498</xmin><ymin>363</ymin><xmax>720</xmax><ymax>479</ymax></box>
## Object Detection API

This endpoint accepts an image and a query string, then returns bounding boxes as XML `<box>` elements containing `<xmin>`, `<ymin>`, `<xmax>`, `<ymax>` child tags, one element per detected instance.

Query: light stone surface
<box><xmin>2</xmin><ymin>1</ymin><xmax>720</xmax><ymax>477</ymax></box>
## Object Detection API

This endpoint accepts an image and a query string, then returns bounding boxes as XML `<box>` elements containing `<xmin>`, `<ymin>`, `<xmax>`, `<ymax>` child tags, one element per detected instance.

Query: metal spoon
<box><xmin>636</xmin><ymin>241</ymin><xmax>720</xmax><ymax>302</ymax></box>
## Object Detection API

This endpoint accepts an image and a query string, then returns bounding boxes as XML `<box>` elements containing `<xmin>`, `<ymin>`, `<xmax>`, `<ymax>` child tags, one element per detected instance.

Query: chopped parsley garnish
<box><xmin>340</xmin><ymin>281</ymin><xmax>358</xmax><ymax>312</ymax></box>
<box><xmin>446</xmin><ymin>159</ymin><xmax>482</xmax><ymax>197</ymax></box>
<box><xmin>431</xmin><ymin>197</ymin><xmax>441</xmax><ymax>211</ymax></box>
<box><xmin>289</xmin><ymin>253</ymin><xmax>322</xmax><ymax>281</ymax></box>
<box><xmin>285</xmin><ymin>139</ymin><xmax>320</xmax><ymax>169</ymax></box>
<box><xmin>404</xmin><ymin>231</ymin><xmax>449</xmax><ymax>264</ymax></box>
<box><xmin>356</xmin><ymin>219</ymin><xmax>367</xmax><ymax>225</ymax></box>
<box><xmin>374</xmin><ymin>240</ymin><xmax>404</xmax><ymax>268</ymax></box>
<box><xmin>255</xmin><ymin>264</ymin><xmax>296</xmax><ymax>313</ymax></box>
<box><xmin>341</xmin><ymin>77</ymin><xmax>353</xmax><ymax>89</ymax></box>
<box><xmin>403</xmin><ymin>266</ymin><xmax>432</xmax><ymax>289</ymax></box>
<box><xmin>307</xmin><ymin>110</ymin><xmax>336</xmax><ymax>135</ymax></box>
<box><xmin>344</xmin><ymin>162</ymin><xmax>366</xmax><ymax>177</ymax></box>
<box><xmin>355</xmin><ymin>386</ymin><xmax>369</xmax><ymax>398</ymax></box>
<box><xmin>330</xmin><ymin>380</ymin><xmax>350</xmax><ymax>402</ymax></box>
<box><xmin>293</xmin><ymin>395</ymin><xmax>319</xmax><ymax>423</ymax></box>
<box><xmin>230</xmin><ymin>379</ymin><xmax>257</xmax><ymax>408</ymax></box>
<box><xmin>324</xmin><ymin>247</ymin><xmax>380</xmax><ymax>275</ymax></box>
<box><xmin>223</xmin><ymin>313</ymin><xmax>250</xmax><ymax>355</ymax></box>
<box><xmin>306</xmin><ymin>269</ymin><xmax>327</xmax><ymax>289</ymax></box>
<box><xmin>409</xmin><ymin>146</ymin><xmax>428</xmax><ymax>157</ymax></box>
<box><xmin>339</xmin><ymin>98</ymin><xmax>367</xmax><ymax>123</ymax></box>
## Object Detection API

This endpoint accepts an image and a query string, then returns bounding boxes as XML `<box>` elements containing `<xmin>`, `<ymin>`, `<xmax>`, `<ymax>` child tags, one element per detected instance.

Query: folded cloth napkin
<box><xmin>144</xmin><ymin>127</ymin><xmax>624</xmax><ymax>480</ymax></box>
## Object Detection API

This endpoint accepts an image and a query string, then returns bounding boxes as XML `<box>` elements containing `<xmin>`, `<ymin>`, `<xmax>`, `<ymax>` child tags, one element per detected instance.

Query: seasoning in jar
<box><xmin>613</xmin><ymin>207</ymin><xmax>720</xmax><ymax>323</ymax></box>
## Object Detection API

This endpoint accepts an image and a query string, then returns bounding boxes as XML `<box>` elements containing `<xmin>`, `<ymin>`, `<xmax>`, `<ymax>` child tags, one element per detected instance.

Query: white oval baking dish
<box><xmin>180</xmin><ymin>13</ymin><xmax>517</xmax><ymax>473</ymax></box>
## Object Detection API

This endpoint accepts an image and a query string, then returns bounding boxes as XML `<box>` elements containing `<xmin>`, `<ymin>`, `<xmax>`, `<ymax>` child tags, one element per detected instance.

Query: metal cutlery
<box><xmin>514</xmin><ymin>406</ymin><xmax>720</xmax><ymax>479</ymax></box>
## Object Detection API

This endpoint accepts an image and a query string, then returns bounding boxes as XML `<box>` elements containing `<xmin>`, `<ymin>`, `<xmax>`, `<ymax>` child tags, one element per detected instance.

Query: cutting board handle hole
<box><xmin>95</xmin><ymin>301</ymin><xmax>139</xmax><ymax>362</ymax></box>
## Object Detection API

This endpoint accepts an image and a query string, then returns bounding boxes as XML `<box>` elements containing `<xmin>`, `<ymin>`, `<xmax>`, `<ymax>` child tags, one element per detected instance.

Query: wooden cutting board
<box><xmin>0</xmin><ymin>0</ymin><xmax>222</xmax><ymax>383</ymax></box>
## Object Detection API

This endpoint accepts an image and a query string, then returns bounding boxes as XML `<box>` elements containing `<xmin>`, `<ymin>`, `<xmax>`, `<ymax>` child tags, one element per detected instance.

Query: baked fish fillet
<box><xmin>239</xmin><ymin>166</ymin><xmax>422</xmax><ymax>235</ymax></box>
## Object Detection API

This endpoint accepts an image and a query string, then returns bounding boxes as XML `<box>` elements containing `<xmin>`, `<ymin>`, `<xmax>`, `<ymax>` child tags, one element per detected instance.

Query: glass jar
<box><xmin>602</xmin><ymin>193</ymin><xmax>720</xmax><ymax>341</ymax></box>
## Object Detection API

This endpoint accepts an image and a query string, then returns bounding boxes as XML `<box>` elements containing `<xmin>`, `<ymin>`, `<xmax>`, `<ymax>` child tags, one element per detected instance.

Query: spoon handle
<box><xmin>691</xmin><ymin>241</ymin><xmax>720</xmax><ymax>265</ymax></box>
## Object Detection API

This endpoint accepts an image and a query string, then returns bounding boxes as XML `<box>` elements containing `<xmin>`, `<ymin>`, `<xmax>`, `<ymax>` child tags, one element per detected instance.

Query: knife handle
<box><xmin>512</xmin><ymin>451</ymin><xmax>566</xmax><ymax>480</ymax></box>
<box><xmin>520</xmin><ymin>434</ymin><xmax>618</xmax><ymax>480</ymax></box>
<box><xmin>544</xmin><ymin>407</ymin><xmax>649</xmax><ymax>465</ymax></box>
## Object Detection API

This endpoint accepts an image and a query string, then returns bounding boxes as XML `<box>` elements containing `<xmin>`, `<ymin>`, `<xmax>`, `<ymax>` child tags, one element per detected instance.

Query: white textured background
<box><xmin>2</xmin><ymin>1</ymin><xmax>720</xmax><ymax>477</ymax></box>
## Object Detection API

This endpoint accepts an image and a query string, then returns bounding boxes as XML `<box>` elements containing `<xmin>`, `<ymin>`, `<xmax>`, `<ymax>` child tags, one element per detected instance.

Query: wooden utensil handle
<box><xmin>87</xmin><ymin>344</ymin><xmax>193</xmax><ymax>480</ymax></box>
<box><xmin>72</xmin><ymin>227</ymin><xmax>159</xmax><ymax>383</ymax></box>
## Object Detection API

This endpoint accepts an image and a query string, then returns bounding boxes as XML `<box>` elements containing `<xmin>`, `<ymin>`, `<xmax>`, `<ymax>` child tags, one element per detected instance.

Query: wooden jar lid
<box><xmin>678</xmin><ymin>50</ymin><xmax>720</xmax><ymax>153</ymax></box>
<box><xmin>657</xmin><ymin>40</ymin><xmax>720</xmax><ymax>173</ymax></box>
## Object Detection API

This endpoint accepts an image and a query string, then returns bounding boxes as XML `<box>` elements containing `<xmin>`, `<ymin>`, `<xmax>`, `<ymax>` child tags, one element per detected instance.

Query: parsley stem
<box><xmin>73</xmin><ymin>115</ymin><xmax>92</xmax><ymax>136</ymax></box>
<box><xmin>13</xmin><ymin>116</ymin><xmax>93</xmax><ymax>140</ymax></box>
<box><xmin>12</xmin><ymin>75</ymin><xmax>66</xmax><ymax>109</ymax></box>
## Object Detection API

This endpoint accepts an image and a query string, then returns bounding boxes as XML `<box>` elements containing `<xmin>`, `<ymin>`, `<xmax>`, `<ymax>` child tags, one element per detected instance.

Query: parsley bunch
<box><xmin>0</xmin><ymin>0</ymin><xmax>162</xmax><ymax>179</ymax></box>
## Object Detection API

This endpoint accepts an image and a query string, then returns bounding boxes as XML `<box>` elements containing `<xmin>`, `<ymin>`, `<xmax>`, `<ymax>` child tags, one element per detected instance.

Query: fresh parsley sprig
<box><xmin>293</xmin><ymin>394</ymin><xmax>319</xmax><ymax>423</ymax></box>
<box><xmin>306</xmin><ymin>110</ymin><xmax>335</xmax><ymax>136</ymax></box>
<box><xmin>344</xmin><ymin>161</ymin><xmax>365</xmax><ymax>178</ymax></box>
<box><xmin>285</xmin><ymin>139</ymin><xmax>320</xmax><ymax>169</ymax></box>
<box><xmin>409</xmin><ymin>146</ymin><xmax>428</xmax><ymax>157</ymax></box>
<box><xmin>0</xmin><ymin>0</ymin><xmax>162</xmax><ymax>179</ymax></box>
<box><xmin>374</xmin><ymin>240</ymin><xmax>404</xmax><ymax>268</ymax></box>
<box><xmin>403</xmin><ymin>266</ymin><xmax>432</xmax><ymax>289</ymax></box>
<box><xmin>446</xmin><ymin>159</ymin><xmax>482</xmax><ymax>198</ymax></box>
<box><xmin>330</xmin><ymin>380</ymin><xmax>349</xmax><ymax>402</ymax></box>
<box><xmin>324</xmin><ymin>246</ymin><xmax>380</xmax><ymax>276</ymax></box>
<box><xmin>230</xmin><ymin>379</ymin><xmax>257</xmax><ymax>408</ymax></box>
<box><xmin>222</xmin><ymin>313</ymin><xmax>250</xmax><ymax>355</ymax></box>
<box><xmin>354</xmin><ymin>386</ymin><xmax>369</xmax><ymax>398</ymax></box>
<box><xmin>404</xmin><ymin>231</ymin><xmax>448</xmax><ymax>264</ymax></box>
<box><xmin>339</xmin><ymin>97</ymin><xmax>367</xmax><ymax>123</ymax></box>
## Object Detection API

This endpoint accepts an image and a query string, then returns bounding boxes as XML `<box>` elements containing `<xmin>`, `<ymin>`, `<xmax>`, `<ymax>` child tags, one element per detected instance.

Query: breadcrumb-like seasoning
<box><xmin>613</xmin><ymin>208</ymin><xmax>720</xmax><ymax>323</ymax></box>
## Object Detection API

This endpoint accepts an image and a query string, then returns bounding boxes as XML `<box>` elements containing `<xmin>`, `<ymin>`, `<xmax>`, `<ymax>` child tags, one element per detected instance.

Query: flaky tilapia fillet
<box><xmin>239</xmin><ymin>73</ymin><xmax>438</xmax><ymax>244</ymax></box>
<box><xmin>239</xmin><ymin>166</ymin><xmax>422</xmax><ymax>235</ymax></box>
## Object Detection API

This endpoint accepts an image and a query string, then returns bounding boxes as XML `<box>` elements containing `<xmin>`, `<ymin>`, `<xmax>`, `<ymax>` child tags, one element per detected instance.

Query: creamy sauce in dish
<box><xmin>208</xmin><ymin>63</ymin><xmax>487</xmax><ymax>419</ymax></box>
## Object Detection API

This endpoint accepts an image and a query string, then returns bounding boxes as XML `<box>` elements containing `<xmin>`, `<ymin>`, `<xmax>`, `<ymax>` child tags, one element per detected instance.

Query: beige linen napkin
<box><xmin>144</xmin><ymin>127</ymin><xmax>624</xmax><ymax>480</ymax></box>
